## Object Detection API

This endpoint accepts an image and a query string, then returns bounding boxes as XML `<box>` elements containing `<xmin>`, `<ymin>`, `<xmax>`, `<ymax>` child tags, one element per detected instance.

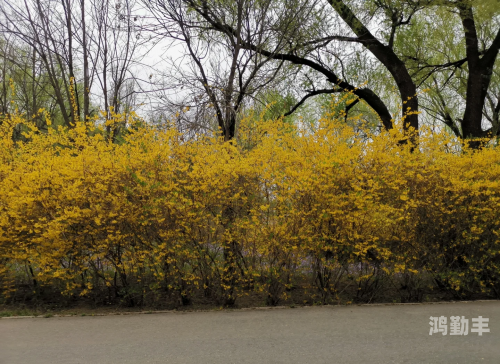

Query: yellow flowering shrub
<box><xmin>1</xmin><ymin>109</ymin><xmax>499</xmax><ymax>307</ymax></box>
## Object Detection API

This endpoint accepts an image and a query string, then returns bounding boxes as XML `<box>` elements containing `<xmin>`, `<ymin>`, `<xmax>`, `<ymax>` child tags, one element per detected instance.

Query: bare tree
<box><xmin>164</xmin><ymin>0</ymin><xmax>396</xmax><ymax>134</ymax></box>
<box><xmin>88</xmin><ymin>0</ymin><xmax>147</xmax><ymax>141</ymax></box>
<box><xmin>143</xmin><ymin>0</ymin><xmax>292</xmax><ymax>140</ymax></box>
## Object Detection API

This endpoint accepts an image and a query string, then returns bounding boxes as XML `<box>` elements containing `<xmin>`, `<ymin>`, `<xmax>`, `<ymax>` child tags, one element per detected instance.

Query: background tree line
<box><xmin>1</xmin><ymin>0</ymin><xmax>499</xmax><ymax>143</ymax></box>
<box><xmin>1</xmin><ymin>0</ymin><xmax>147</xmax><ymax>142</ymax></box>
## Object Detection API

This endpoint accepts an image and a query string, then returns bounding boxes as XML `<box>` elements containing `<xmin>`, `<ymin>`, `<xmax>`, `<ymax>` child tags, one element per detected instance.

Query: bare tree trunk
<box><xmin>60</xmin><ymin>0</ymin><xmax>80</xmax><ymax>123</ymax></box>
<box><xmin>31</xmin><ymin>46</ymin><xmax>38</xmax><ymax>125</ymax></box>
<box><xmin>81</xmin><ymin>0</ymin><xmax>90</xmax><ymax>120</ymax></box>
<box><xmin>0</xmin><ymin>40</ymin><xmax>8</xmax><ymax>116</ymax></box>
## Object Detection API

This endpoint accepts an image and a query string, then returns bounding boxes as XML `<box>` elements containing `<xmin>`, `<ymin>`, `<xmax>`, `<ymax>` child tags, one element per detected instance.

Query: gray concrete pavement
<box><xmin>1</xmin><ymin>301</ymin><xmax>499</xmax><ymax>364</ymax></box>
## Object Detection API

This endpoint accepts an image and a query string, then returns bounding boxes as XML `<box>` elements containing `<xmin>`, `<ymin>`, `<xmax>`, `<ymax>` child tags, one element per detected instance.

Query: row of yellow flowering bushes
<box><xmin>1</xmin><ymin>110</ymin><xmax>500</xmax><ymax>307</ymax></box>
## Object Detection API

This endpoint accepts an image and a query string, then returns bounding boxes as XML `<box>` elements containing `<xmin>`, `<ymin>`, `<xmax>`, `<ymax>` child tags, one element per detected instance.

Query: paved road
<box><xmin>1</xmin><ymin>301</ymin><xmax>499</xmax><ymax>364</ymax></box>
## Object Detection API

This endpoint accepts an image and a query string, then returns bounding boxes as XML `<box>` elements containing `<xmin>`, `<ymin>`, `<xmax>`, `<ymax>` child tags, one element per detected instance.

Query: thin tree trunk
<box><xmin>81</xmin><ymin>0</ymin><xmax>90</xmax><ymax>120</ymax></box>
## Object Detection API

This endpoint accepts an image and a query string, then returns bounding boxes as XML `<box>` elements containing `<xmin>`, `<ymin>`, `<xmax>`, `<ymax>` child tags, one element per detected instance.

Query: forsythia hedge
<box><xmin>1</xmin><ymin>110</ymin><xmax>500</xmax><ymax>307</ymax></box>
